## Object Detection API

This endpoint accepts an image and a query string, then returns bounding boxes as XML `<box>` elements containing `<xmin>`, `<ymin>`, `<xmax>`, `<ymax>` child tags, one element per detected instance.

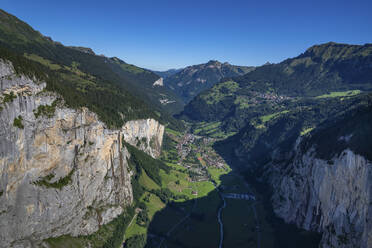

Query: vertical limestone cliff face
<box><xmin>122</xmin><ymin>118</ymin><xmax>164</xmax><ymax>158</ymax></box>
<box><xmin>0</xmin><ymin>60</ymin><xmax>164</xmax><ymax>247</ymax></box>
<box><xmin>271</xmin><ymin>147</ymin><xmax>372</xmax><ymax>248</ymax></box>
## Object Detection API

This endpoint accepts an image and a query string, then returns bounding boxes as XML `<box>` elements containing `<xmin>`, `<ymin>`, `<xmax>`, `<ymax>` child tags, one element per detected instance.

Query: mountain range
<box><xmin>152</xmin><ymin>68</ymin><xmax>182</xmax><ymax>78</ymax></box>
<box><xmin>1</xmin><ymin>8</ymin><xmax>372</xmax><ymax>248</ymax></box>
<box><xmin>182</xmin><ymin>42</ymin><xmax>372</xmax><ymax>127</ymax></box>
<box><xmin>161</xmin><ymin>60</ymin><xmax>255</xmax><ymax>103</ymax></box>
<box><xmin>0</xmin><ymin>9</ymin><xmax>184</xmax><ymax>126</ymax></box>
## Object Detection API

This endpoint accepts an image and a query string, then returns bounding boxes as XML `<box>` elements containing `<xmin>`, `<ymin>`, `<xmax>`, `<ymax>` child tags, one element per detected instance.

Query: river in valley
<box><xmin>140</xmin><ymin>131</ymin><xmax>321</xmax><ymax>248</ymax></box>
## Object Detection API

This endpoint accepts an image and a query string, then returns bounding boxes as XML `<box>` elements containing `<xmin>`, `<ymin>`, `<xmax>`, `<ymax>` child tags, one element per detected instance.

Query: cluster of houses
<box><xmin>176</xmin><ymin>133</ymin><xmax>196</xmax><ymax>159</ymax></box>
<box><xmin>238</xmin><ymin>91</ymin><xmax>291</xmax><ymax>106</ymax></box>
<box><xmin>202</xmin><ymin>153</ymin><xmax>225</xmax><ymax>169</ymax></box>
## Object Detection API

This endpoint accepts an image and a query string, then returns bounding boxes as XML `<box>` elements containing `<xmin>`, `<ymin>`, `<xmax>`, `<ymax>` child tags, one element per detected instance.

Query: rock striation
<box><xmin>271</xmin><ymin>144</ymin><xmax>372</xmax><ymax>248</ymax></box>
<box><xmin>122</xmin><ymin>119</ymin><xmax>164</xmax><ymax>158</ymax></box>
<box><xmin>0</xmin><ymin>60</ymin><xmax>164</xmax><ymax>247</ymax></box>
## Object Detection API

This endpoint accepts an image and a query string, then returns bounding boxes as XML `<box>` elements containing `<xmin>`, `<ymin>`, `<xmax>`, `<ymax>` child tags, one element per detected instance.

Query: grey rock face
<box><xmin>153</xmin><ymin>77</ymin><xmax>164</xmax><ymax>87</ymax></box>
<box><xmin>0</xmin><ymin>60</ymin><xmax>164</xmax><ymax>247</ymax></box>
<box><xmin>271</xmin><ymin>147</ymin><xmax>372</xmax><ymax>248</ymax></box>
<box><xmin>122</xmin><ymin>119</ymin><xmax>164</xmax><ymax>158</ymax></box>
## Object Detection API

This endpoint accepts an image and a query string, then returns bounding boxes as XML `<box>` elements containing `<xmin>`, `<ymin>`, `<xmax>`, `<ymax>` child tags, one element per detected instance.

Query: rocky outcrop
<box><xmin>153</xmin><ymin>77</ymin><xmax>163</xmax><ymax>87</ymax></box>
<box><xmin>122</xmin><ymin>119</ymin><xmax>164</xmax><ymax>158</ymax></box>
<box><xmin>0</xmin><ymin>60</ymin><xmax>164</xmax><ymax>247</ymax></box>
<box><xmin>271</xmin><ymin>146</ymin><xmax>372</xmax><ymax>248</ymax></box>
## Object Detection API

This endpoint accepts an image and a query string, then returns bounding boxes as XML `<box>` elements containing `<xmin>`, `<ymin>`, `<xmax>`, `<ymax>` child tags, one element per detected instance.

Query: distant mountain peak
<box><xmin>163</xmin><ymin>60</ymin><xmax>255</xmax><ymax>103</ymax></box>
<box><xmin>304</xmin><ymin>41</ymin><xmax>362</xmax><ymax>55</ymax></box>
<box><xmin>303</xmin><ymin>42</ymin><xmax>372</xmax><ymax>62</ymax></box>
<box><xmin>206</xmin><ymin>60</ymin><xmax>221</xmax><ymax>65</ymax></box>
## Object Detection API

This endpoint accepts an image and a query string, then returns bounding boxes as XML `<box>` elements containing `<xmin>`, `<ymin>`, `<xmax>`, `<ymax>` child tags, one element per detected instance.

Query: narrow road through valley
<box><xmin>217</xmin><ymin>191</ymin><xmax>226</xmax><ymax>248</ymax></box>
<box><xmin>238</xmin><ymin>172</ymin><xmax>261</xmax><ymax>248</ymax></box>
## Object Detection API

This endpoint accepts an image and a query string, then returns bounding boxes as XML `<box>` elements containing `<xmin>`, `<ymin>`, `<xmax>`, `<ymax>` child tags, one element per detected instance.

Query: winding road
<box><xmin>217</xmin><ymin>191</ymin><xmax>226</xmax><ymax>248</ymax></box>
<box><xmin>155</xmin><ymin>132</ymin><xmax>262</xmax><ymax>248</ymax></box>
<box><xmin>240</xmin><ymin>173</ymin><xmax>261</xmax><ymax>248</ymax></box>
<box><xmin>216</xmin><ymin>172</ymin><xmax>261</xmax><ymax>248</ymax></box>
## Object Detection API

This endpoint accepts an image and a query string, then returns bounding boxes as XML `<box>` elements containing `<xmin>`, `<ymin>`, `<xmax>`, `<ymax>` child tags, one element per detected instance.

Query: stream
<box><xmin>217</xmin><ymin>193</ymin><xmax>226</xmax><ymax>248</ymax></box>
<box><xmin>216</xmin><ymin>182</ymin><xmax>261</xmax><ymax>248</ymax></box>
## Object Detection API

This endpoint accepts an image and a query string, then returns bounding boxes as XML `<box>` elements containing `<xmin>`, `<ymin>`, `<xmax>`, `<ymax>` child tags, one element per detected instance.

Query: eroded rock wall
<box><xmin>271</xmin><ymin>147</ymin><xmax>372</xmax><ymax>248</ymax></box>
<box><xmin>0</xmin><ymin>60</ymin><xmax>164</xmax><ymax>247</ymax></box>
<box><xmin>122</xmin><ymin>118</ymin><xmax>164</xmax><ymax>158</ymax></box>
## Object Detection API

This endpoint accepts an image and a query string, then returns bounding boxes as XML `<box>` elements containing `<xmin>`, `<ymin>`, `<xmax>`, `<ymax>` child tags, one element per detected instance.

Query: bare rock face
<box><xmin>153</xmin><ymin>77</ymin><xmax>163</xmax><ymax>87</ymax></box>
<box><xmin>122</xmin><ymin>119</ymin><xmax>164</xmax><ymax>158</ymax></box>
<box><xmin>271</xmin><ymin>147</ymin><xmax>372</xmax><ymax>248</ymax></box>
<box><xmin>0</xmin><ymin>60</ymin><xmax>164</xmax><ymax>247</ymax></box>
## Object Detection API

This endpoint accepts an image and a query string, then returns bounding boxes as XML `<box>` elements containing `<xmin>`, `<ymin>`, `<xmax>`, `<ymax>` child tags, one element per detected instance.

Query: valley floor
<box><xmin>134</xmin><ymin>124</ymin><xmax>321</xmax><ymax>248</ymax></box>
<box><xmin>44</xmin><ymin>123</ymin><xmax>320</xmax><ymax>248</ymax></box>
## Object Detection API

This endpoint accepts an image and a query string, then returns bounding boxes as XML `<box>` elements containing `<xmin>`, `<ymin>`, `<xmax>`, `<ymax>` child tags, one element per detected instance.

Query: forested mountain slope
<box><xmin>0</xmin><ymin>9</ymin><xmax>183</xmax><ymax>127</ymax></box>
<box><xmin>0</xmin><ymin>9</ymin><xmax>171</xmax><ymax>248</ymax></box>
<box><xmin>182</xmin><ymin>42</ymin><xmax>372</xmax><ymax>128</ymax></box>
<box><xmin>164</xmin><ymin>60</ymin><xmax>255</xmax><ymax>103</ymax></box>
<box><xmin>269</xmin><ymin>95</ymin><xmax>372</xmax><ymax>248</ymax></box>
<box><xmin>2</xmin><ymin>7</ymin><xmax>372</xmax><ymax>248</ymax></box>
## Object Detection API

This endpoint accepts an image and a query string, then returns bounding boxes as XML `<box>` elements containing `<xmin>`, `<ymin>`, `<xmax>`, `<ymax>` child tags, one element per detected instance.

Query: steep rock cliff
<box><xmin>271</xmin><ymin>147</ymin><xmax>372</xmax><ymax>248</ymax></box>
<box><xmin>268</xmin><ymin>101</ymin><xmax>372</xmax><ymax>248</ymax></box>
<box><xmin>122</xmin><ymin>119</ymin><xmax>164</xmax><ymax>158</ymax></box>
<box><xmin>0</xmin><ymin>60</ymin><xmax>164</xmax><ymax>247</ymax></box>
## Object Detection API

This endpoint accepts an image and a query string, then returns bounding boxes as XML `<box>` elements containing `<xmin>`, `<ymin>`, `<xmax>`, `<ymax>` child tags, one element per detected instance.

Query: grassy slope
<box><xmin>182</xmin><ymin>43</ymin><xmax>372</xmax><ymax>135</ymax></box>
<box><xmin>0</xmin><ymin>9</ymin><xmax>183</xmax><ymax>129</ymax></box>
<box><xmin>128</xmin><ymin>127</ymin><xmax>232</xmax><ymax>247</ymax></box>
<box><xmin>164</xmin><ymin>61</ymin><xmax>255</xmax><ymax>103</ymax></box>
<box><xmin>315</xmin><ymin>90</ymin><xmax>361</xmax><ymax>99</ymax></box>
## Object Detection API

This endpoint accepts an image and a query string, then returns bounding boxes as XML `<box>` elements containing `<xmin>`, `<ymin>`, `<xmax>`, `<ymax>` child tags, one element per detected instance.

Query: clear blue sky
<box><xmin>2</xmin><ymin>0</ymin><xmax>372</xmax><ymax>70</ymax></box>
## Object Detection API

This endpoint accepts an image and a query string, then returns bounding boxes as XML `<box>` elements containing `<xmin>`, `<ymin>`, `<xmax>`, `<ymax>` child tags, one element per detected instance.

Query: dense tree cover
<box><xmin>124</xmin><ymin>234</ymin><xmax>146</xmax><ymax>248</ymax></box>
<box><xmin>125</xmin><ymin>141</ymin><xmax>170</xmax><ymax>187</ymax></box>
<box><xmin>131</xmin><ymin>174</ymin><xmax>145</xmax><ymax>204</ymax></box>
<box><xmin>164</xmin><ymin>60</ymin><xmax>254</xmax><ymax>103</ymax></box>
<box><xmin>150</xmin><ymin>188</ymin><xmax>188</xmax><ymax>204</ymax></box>
<box><xmin>136</xmin><ymin>207</ymin><xmax>150</xmax><ymax>227</ymax></box>
<box><xmin>109</xmin><ymin>57</ymin><xmax>185</xmax><ymax>115</ymax></box>
<box><xmin>214</xmin><ymin>93</ymin><xmax>372</xmax><ymax>166</ymax></box>
<box><xmin>236</xmin><ymin>42</ymin><xmax>372</xmax><ymax>96</ymax></box>
<box><xmin>182</xmin><ymin>42</ymin><xmax>372</xmax><ymax>129</ymax></box>
<box><xmin>101</xmin><ymin>208</ymin><xmax>135</xmax><ymax>248</ymax></box>
<box><xmin>0</xmin><ymin>9</ymin><xmax>184</xmax><ymax>130</ymax></box>
<box><xmin>160</xmin><ymin>134</ymin><xmax>179</xmax><ymax>163</ymax></box>
<box><xmin>302</xmin><ymin>94</ymin><xmax>372</xmax><ymax>161</ymax></box>
<box><xmin>0</xmin><ymin>45</ymin><xmax>156</xmax><ymax>128</ymax></box>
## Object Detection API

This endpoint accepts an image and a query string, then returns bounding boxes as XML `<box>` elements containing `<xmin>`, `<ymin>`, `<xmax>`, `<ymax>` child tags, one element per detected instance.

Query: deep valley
<box><xmin>0</xmin><ymin>6</ymin><xmax>372</xmax><ymax>248</ymax></box>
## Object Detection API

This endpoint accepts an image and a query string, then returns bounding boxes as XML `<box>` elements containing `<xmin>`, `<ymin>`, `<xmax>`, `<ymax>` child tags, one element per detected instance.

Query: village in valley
<box><xmin>133</xmin><ymin>124</ymin><xmax>264</xmax><ymax>248</ymax></box>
